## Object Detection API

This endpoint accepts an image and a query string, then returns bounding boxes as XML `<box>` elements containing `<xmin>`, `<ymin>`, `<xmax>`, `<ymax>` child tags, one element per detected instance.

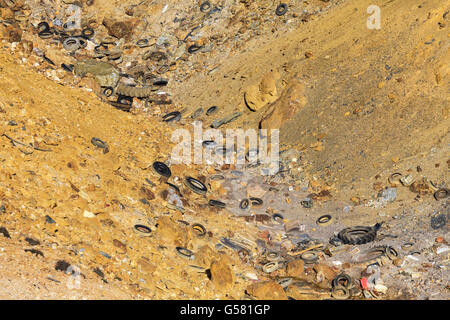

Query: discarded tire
<box><xmin>91</xmin><ymin>137</ymin><xmax>109</xmax><ymax>151</ymax></box>
<box><xmin>162</xmin><ymin>111</ymin><xmax>181</xmax><ymax>122</ymax></box>
<box><xmin>266</xmin><ymin>251</ymin><xmax>280</xmax><ymax>261</ymax></box>
<box><xmin>262</xmin><ymin>261</ymin><xmax>279</xmax><ymax>273</ymax></box>
<box><xmin>338</xmin><ymin>225</ymin><xmax>378</xmax><ymax>245</ymax></box>
<box><xmin>317</xmin><ymin>215</ymin><xmax>333</xmax><ymax>226</ymax></box>
<box><xmin>434</xmin><ymin>188</ymin><xmax>449</xmax><ymax>200</ymax></box>
<box><xmin>272</xmin><ymin>213</ymin><xmax>284</xmax><ymax>223</ymax></box>
<box><xmin>239</xmin><ymin>198</ymin><xmax>249</xmax><ymax>210</ymax></box>
<box><xmin>206</xmin><ymin>106</ymin><xmax>218</xmax><ymax>115</ymax></box>
<box><xmin>81</xmin><ymin>27</ymin><xmax>94</xmax><ymax>39</ymax></box>
<box><xmin>102</xmin><ymin>86</ymin><xmax>114</xmax><ymax>97</ymax></box>
<box><xmin>152</xmin><ymin>161</ymin><xmax>171</xmax><ymax>178</ymax></box>
<box><xmin>200</xmin><ymin>1</ymin><xmax>211</xmax><ymax>12</ymax></box>
<box><xmin>188</xmin><ymin>44</ymin><xmax>202</xmax><ymax>54</ymax></box>
<box><xmin>385</xmin><ymin>246</ymin><xmax>399</xmax><ymax>260</ymax></box>
<box><xmin>275</xmin><ymin>4</ymin><xmax>288</xmax><ymax>16</ymax></box>
<box><xmin>331</xmin><ymin>285</ymin><xmax>350</xmax><ymax>300</ymax></box>
<box><xmin>133</xmin><ymin>224</ymin><xmax>152</xmax><ymax>236</ymax></box>
<box><xmin>300</xmin><ymin>251</ymin><xmax>318</xmax><ymax>263</ymax></box>
<box><xmin>209</xmin><ymin>199</ymin><xmax>226</xmax><ymax>208</ymax></box>
<box><xmin>249</xmin><ymin>197</ymin><xmax>263</xmax><ymax>207</ymax></box>
<box><xmin>192</xmin><ymin>223</ymin><xmax>206</xmax><ymax>237</ymax></box>
<box><xmin>184</xmin><ymin>177</ymin><xmax>207</xmax><ymax>195</ymax></box>
<box><xmin>176</xmin><ymin>247</ymin><xmax>194</xmax><ymax>259</ymax></box>
<box><xmin>332</xmin><ymin>273</ymin><xmax>352</xmax><ymax>289</ymax></box>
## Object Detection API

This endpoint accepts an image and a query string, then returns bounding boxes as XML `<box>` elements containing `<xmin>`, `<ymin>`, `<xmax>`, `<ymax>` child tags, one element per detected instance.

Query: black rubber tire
<box><xmin>153</xmin><ymin>78</ymin><xmax>168</xmax><ymax>86</ymax></box>
<box><xmin>332</xmin><ymin>273</ymin><xmax>352</xmax><ymax>288</ymax></box>
<box><xmin>37</xmin><ymin>22</ymin><xmax>50</xmax><ymax>33</ymax></box>
<box><xmin>152</xmin><ymin>161</ymin><xmax>171</xmax><ymax>178</ymax></box>
<box><xmin>102</xmin><ymin>86</ymin><xmax>114</xmax><ymax>97</ymax></box>
<box><xmin>276</xmin><ymin>4</ymin><xmax>288</xmax><ymax>16</ymax></box>
<box><xmin>250</xmin><ymin>197</ymin><xmax>263</xmax><ymax>207</ymax></box>
<box><xmin>184</xmin><ymin>177</ymin><xmax>207</xmax><ymax>195</ymax></box>
<box><xmin>239</xmin><ymin>198</ymin><xmax>249</xmax><ymax>210</ymax></box>
<box><xmin>38</xmin><ymin>30</ymin><xmax>53</xmax><ymax>39</ymax></box>
<box><xmin>176</xmin><ymin>246</ymin><xmax>194</xmax><ymax>259</ymax></box>
<box><xmin>209</xmin><ymin>174</ymin><xmax>225</xmax><ymax>181</ymax></box>
<box><xmin>338</xmin><ymin>226</ymin><xmax>377</xmax><ymax>245</ymax></box>
<box><xmin>206</xmin><ymin>106</ymin><xmax>218</xmax><ymax>115</ymax></box>
<box><xmin>209</xmin><ymin>199</ymin><xmax>226</xmax><ymax>208</ymax></box>
<box><xmin>434</xmin><ymin>188</ymin><xmax>449</xmax><ymax>200</ymax></box>
<box><xmin>134</xmin><ymin>224</ymin><xmax>151</xmax><ymax>234</ymax></box>
<box><xmin>300</xmin><ymin>251</ymin><xmax>318</xmax><ymax>264</ymax></box>
<box><xmin>272</xmin><ymin>213</ymin><xmax>284</xmax><ymax>223</ymax></box>
<box><xmin>317</xmin><ymin>214</ymin><xmax>332</xmax><ymax>225</ymax></box>
<box><xmin>136</xmin><ymin>39</ymin><xmax>150</xmax><ymax>48</ymax></box>
<box><xmin>192</xmin><ymin>223</ymin><xmax>206</xmax><ymax>237</ymax></box>
<box><xmin>385</xmin><ymin>246</ymin><xmax>398</xmax><ymax>260</ymax></box>
<box><xmin>91</xmin><ymin>137</ymin><xmax>108</xmax><ymax>149</ymax></box>
<box><xmin>162</xmin><ymin>111</ymin><xmax>181</xmax><ymax>122</ymax></box>
<box><xmin>331</xmin><ymin>285</ymin><xmax>350</xmax><ymax>300</ymax></box>
<box><xmin>188</xmin><ymin>44</ymin><xmax>202</xmax><ymax>54</ymax></box>
<box><xmin>81</xmin><ymin>27</ymin><xmax>94</xmax><ymax>39</ymax></box>
<box><xmin>200</xmin><ymin>1</ymin><xmax>211</xmax><ymax>12</ymax></box>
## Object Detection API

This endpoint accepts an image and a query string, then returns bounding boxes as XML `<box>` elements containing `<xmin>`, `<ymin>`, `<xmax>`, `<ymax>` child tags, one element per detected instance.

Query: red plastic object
<box><xmin>360</xmin><ymin>277</ymin><xmax>368</xmax><ymax>290</ymax></box>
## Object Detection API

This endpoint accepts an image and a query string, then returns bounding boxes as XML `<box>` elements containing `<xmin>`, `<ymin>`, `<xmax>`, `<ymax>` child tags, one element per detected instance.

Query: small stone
<box><xmin>393</xmin><ymin>258</ymin><xmax>403</xmax><ymax>267</ymax></box>
<box><xmin>210</xmin><ymin>257</ymin><xmax>234</xmax><ymax>292</ymax></box>
<box><xmin>112</xmin><ymin>239</ymin><xmax>127</xmax><ymax>253</ymax></box>
<box><xmin>246</xmin><ymin>281</ymin><xmax>288</xmax><ymax>300</ymax></box>
<box><xmin>0</xmin><ymin>24</ymin><xmax>22</xmax><ymax>43</ymax></box>
<box><xmin>246</xmin><ymin>183</ymin><xmax>266</xmax><ymax>198</ymax></box>
<box><xmin>313</xmin><ymin>264</ymin><xmax>337</xmax><ymax>280</ymax></box>
<box><xmin>140</xmin><ymin>186</ymin><xmax>155</xmax><ymax>200</ymax></box>
<box><xmin>195</xmin><ymin>245</ymin><xmax>220</xmax><ymax>268</ymax></box>
<box><xmin>83</xmin><ymin>210</ymin><xmax>96</xmax><ymax>218</ymax></box>
<box><xmin>102</xmin><ymin>17</ymin><xmax>138</xmax><ymax>40</ymax></box>
<box><xmin>260</xmin><ymin>80</ymin><xmax>307</xmax><ymax>130</ymax></box>
<box><xmin>137</xmin><ymin>258</ymin><xmax>156</xmax><ymax>274</ymax></box>
<box><xmin>374</xmin><ymin>284</ymin><xmax>388</xmax><ymax>294</ymax></box>
<box><xmin>436</xmin><ymin>245</ymin><xmax>449</xmax><ymax>255</ymax></box>
<box><xmin>286</xmin><ymin>259</ymin><xmax>304</xmax><ymax>278</ymax></box>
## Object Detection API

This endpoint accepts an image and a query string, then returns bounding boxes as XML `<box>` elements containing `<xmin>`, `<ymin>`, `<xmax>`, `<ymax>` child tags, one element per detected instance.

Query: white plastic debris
<box><xmin>436</xmin><ymin>245</ymin><xmax>449</xmax><ymax>255</ymax></box>
<box><xmin>374</xmin><ymin>284</ymin><xmax>388</xmax><ymax>294</ymax></box>
<box><xmin>406</xmin><ymin>255</ymin><xmax>420</xmax><ymax>262</ymax></box>
<box><xmin>244</xmin><ymin>272</ymin><xmax>258</xmax><ymax>280</ymax></box>
<box><xmin>83</xmin><ymin>210</ymin><xmax>95</xmax><ymax>218</ymax></box>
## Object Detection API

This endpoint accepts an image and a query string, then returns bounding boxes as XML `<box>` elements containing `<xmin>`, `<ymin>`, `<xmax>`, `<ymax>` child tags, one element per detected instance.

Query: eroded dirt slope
<box><xmin>0</xmin><ymin>0</ymin><xmax>448</xmax><ymax>300</ymax></box>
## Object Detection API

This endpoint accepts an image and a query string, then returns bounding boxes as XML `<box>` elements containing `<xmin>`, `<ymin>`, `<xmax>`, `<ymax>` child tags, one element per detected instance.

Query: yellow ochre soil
<box><xmin>0</xmin><ymin>0</ymin><xmax>448</xmax><ymax>299</ymax></box>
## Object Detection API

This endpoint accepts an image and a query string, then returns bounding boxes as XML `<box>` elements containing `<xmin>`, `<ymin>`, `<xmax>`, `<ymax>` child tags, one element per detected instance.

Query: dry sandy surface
<box><xmin>0</xmin><ymin>0</ymin><xmax>448</xmax><ymax>299</ymax></box>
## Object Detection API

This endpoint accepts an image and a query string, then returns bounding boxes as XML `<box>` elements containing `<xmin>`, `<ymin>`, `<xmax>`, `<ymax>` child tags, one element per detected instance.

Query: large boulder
<box><xmin>210</xmin><ymin>257</ymin><xmax>234</xmax><ymax>292</ymax></box>
<box><xmin>244</xmin><ymin>70</ymin><xmax>280</xmax><ymax>111</ymax></box>
<box><xmin>259</xmin><ymin>79</ymin><xmax>307</xmax><ymax>130</ymax></box>
<box><xmin>246</xmin><ymin>280</ymin><xmax>288</xmax><ymax>300</ymax></box>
